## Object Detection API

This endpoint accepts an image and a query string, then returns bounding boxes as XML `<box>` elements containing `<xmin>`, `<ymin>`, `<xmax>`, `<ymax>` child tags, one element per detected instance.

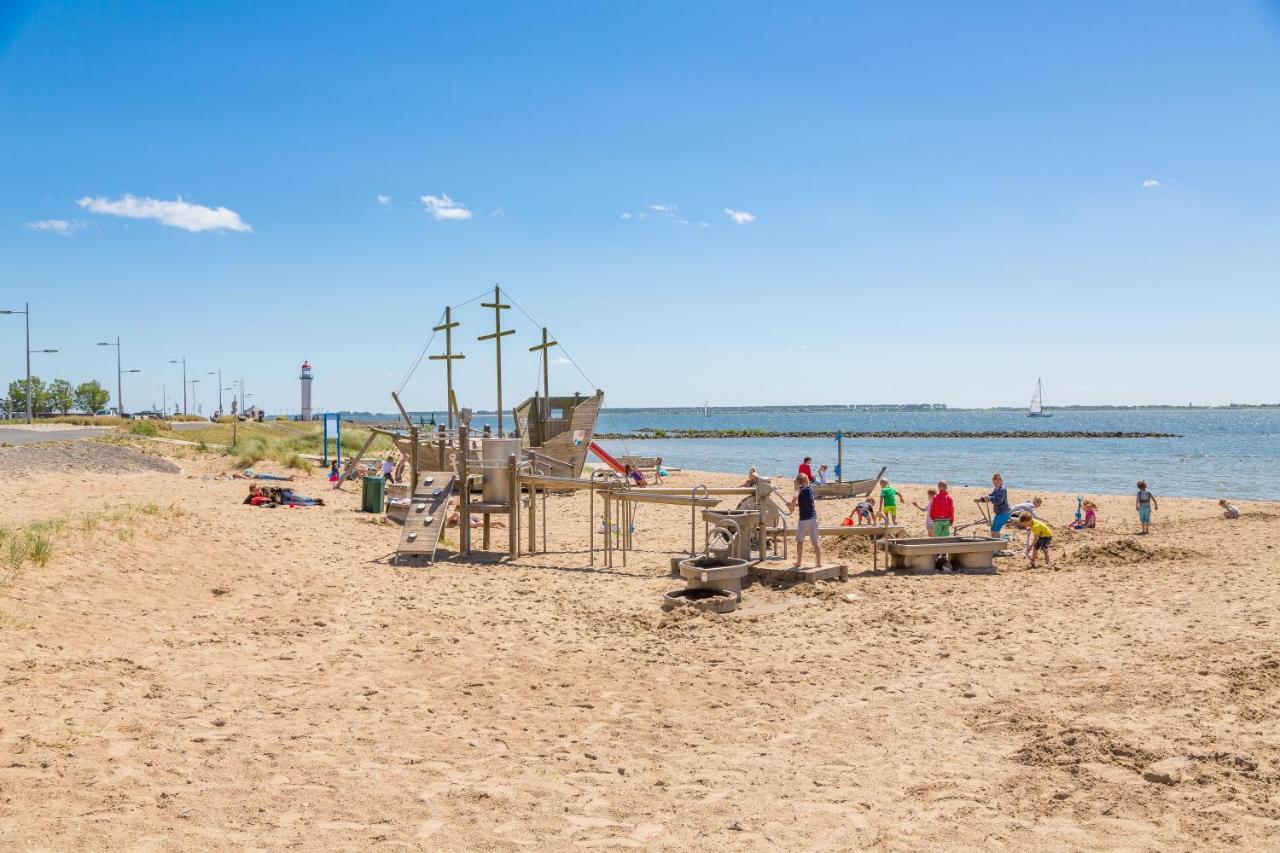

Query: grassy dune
<box><xmin>150</xmin><ymin>421</ymin><xmax>395</xmax><ymax>469</ymax></box>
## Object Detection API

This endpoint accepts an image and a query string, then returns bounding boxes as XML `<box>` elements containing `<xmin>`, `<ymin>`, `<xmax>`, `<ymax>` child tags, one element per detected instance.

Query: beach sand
<box><xmin>2</xmin><ymin>441</ymin><xmax>1278</xmax><ymax>850</ymax></box>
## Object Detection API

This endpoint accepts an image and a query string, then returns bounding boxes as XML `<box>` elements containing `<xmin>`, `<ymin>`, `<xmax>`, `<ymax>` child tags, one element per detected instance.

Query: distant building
<box><xmin>300</xmin><ymin>360</ymin><xmax>313</xmax><ymax>421</ymax></box>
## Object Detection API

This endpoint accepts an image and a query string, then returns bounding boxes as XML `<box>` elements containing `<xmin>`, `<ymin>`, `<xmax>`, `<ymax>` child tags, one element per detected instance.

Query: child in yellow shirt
<box><xmin>1016</xmin><ymin>511</ymin><xmax>1053</xmax><ymax>568</ymax></box>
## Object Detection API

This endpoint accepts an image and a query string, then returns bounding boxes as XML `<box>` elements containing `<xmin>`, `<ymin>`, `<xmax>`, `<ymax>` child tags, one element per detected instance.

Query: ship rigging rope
<box><xmin>393</xmin><ymin>287</ymin><xmax>498</xmax><ymax>397</ymax></box>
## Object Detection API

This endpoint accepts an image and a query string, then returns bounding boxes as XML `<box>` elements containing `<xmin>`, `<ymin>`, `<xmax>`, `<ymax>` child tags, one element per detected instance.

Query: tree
<box><xmin>6</xmin><ymin>376</ymin><xmax>49</xmax><ymax>416</ymax></box>
<box><xmin>74</xmin><ymin>380</ymin><xmax>111</xmax><ymax>415</ymax></box>
<box><xmin>47</xmin><ymin>379</ymin><xmax>74</xmax><ymax>415</ymax></box>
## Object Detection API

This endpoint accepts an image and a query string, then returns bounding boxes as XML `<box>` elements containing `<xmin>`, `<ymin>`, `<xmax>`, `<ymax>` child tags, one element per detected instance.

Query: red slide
<box><xmin>588</xmin><ymin>441</ymin><xmax>626</xmax><ymax>474</ymax></box>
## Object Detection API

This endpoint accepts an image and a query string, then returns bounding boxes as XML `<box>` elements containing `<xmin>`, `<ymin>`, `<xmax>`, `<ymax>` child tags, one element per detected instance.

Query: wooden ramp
<box><xmin>394</xmin><ymin>472</ymin><xmax>455</xmax><ymax>565</ymax></box>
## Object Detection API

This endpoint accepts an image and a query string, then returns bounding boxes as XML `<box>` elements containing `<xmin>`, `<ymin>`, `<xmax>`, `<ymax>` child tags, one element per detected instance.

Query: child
<box><xmin>816</xmin><ymin>464</ymin><xmax>829</xmax><ymax>485</ymax></box>
<box><xmin>879</xmin><ymin>478</ymin><xmax>901</xmax><ymax>526</ymax></box>
<box><xmin>653</xmin><ymin>457</ymin><xmax>667</xmax><ymax>485</ymax></box>
<box><xmin>624</xmin><ymin>463</ymin><xmax>648</xmax><ymax>487</ymax></box>
<box><xmin>976</xmin><ymin>472</ymin><xmax>1013</xmax><ymax>535</ymax></box>
<box><xmin>1136</xmin><ymin>480</ymin><xmax>1158</xmax><ymax>534</ymax></box>
<box><xmin>912</xmin><ymin>488</ymin><xmax>937</xmax><ymax>535</ymax></box>
<box><xmin>328</xmin><ymin>460</ymin><xmax>340</xmax><ymax>484</ymax></box>
<box><xmin>1219</xmin><ymin>499</ymin><xmax>1240</xmax><ymax>520</ymax></box>
<box><xmin>1017</xmin><ymin>511</ymin><xmax>1053</xmax><ymax>568</ymax></box>
<box><xmin>788</xmin><ymin>473</ymin><xmax>822</xmax><ymax>569</ymax></box>
<box><xmin>928</xmin><ymin>481</ymin><xmax>954</xmax><ymax>537</ymax></box>
<box><xmin>1070</xmin><ymin>500</ymin><xmax>1098</xmax><ymax>530</ymax></box>
<box><xmin>1009</xmin><ymin>496</ymin><xmax>1044</xmax><ymax>553</ymax></box>
<box><xmin>851</xmin><ymin>498</ymin><xmax>876</xmax><ymax>525</ymax></box>
<box><xmin>381</xmin><ymin>453</ymin><xmax>396</xmax><ymax>484</ymax></box>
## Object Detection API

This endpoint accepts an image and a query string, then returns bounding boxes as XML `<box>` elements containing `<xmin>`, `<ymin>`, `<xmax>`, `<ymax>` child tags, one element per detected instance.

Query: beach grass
<box><xmin>161</xmin><ymin>421</ymin><xmax>394</xmax><ymax>468</ymax></box>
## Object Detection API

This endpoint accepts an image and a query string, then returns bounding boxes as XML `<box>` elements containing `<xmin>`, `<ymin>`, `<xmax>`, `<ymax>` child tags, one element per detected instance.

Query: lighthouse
<box><xmin>300</xmin><ymin>361</ymin><xmax>313</xmax><ymax>421</ymax></box>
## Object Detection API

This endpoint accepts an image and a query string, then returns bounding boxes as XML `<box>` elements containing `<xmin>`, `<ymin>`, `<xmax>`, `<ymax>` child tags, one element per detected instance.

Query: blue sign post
<box><xmin>322</xmin><ymin>412</ymin><xmax>341</xmax><ymax>467</ymax></box>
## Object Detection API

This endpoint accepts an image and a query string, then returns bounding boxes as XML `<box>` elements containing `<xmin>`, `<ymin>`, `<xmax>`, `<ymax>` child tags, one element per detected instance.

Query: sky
<box><xmin>2</xmin><ymin>1</ymin><xmax>1279</xmax><ymax>415</ymax></box>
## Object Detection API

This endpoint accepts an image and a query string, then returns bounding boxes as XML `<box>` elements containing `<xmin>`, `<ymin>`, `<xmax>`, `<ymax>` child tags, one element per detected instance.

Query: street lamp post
<box><xmin>0</xmin><ymin>302</ymin><xmax>57</xmax><ymax>424</ymax></box>
<box><xmin>96</xmin><ymin>336</ymin><xmax>139</xmax><ymax>417</ymax></box>
<box><xmin>169</xmin><ymin>357</ymin><xmax>187</xmax><ymax>415</ymax></box>
<box><xmin>189</xmin><ymin>378</ymin><xmax>201</xmax><ymax>415</ymax></box>
<box><xmin>208</xmin><ymin>370</ymin><xmax>224</xmax><ymax>415</ymax></box>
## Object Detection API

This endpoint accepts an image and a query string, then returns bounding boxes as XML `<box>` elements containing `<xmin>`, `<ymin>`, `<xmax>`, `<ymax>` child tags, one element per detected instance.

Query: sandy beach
<box><xmin>2</xmin><ymin>440</ymin><xmax>1278</xmax><ymax>850</ymax></box>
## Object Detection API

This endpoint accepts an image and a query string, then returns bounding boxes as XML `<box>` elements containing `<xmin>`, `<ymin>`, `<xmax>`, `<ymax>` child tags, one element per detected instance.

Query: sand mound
<box><xmin>1069</xmin><ymin>538</ymin><xmax>1203</xmax><ymax>567</ymax></box>
<box><xmin>0</xmin><ymin>441</ymin><xmax>179</xmax><ymax>477</ymax></box>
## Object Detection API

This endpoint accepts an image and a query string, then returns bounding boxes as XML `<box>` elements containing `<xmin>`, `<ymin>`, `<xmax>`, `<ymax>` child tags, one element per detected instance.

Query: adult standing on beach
<box><xmin>976</xmin><ymin>472</ymin><xmax>1013</xmax><ymax>535</ymax></box>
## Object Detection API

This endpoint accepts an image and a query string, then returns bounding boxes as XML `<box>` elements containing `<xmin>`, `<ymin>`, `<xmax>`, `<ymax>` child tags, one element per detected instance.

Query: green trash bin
<box><xmin>361</xmin><ymin>475</ymin><xmax>386</xmax><ymax>513</ymax></box>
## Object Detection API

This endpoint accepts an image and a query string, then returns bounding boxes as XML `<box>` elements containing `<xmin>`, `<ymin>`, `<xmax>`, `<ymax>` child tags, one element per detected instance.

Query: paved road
<box><xmin>0</xmin><ymin>427</ymin><xmax>110</xmax><ymax>445</ymax></box>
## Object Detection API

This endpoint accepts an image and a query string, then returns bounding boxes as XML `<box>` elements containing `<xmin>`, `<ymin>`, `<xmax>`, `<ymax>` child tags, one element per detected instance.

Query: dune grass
<box><xmin>158</xmin><ymin>421</ymin><xmax>394</xmax><ymax>469</ymax></box>
<box><xmin>2</xmin><ymin>502</ymin><xmax>186</xmax><ymax>590</ymax></box>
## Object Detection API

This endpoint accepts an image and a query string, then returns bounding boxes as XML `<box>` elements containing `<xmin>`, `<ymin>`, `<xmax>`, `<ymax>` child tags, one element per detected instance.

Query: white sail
<box><xmin>1027</xmin><ymin>378</ymin><xmax>1050</xmax><ymax>417</ymax></box>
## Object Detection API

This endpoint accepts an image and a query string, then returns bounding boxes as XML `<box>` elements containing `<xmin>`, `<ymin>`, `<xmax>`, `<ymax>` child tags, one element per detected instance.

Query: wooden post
<box><xmin>478</xmin><ymin>286</ymin><xmax>515</xmax><ymax>437</ymax></box>
<box><xmin>507</xmin><ymin>454</ymin><xmax>519</xmax><ymax>557</ymax></box>
<box><xmin>430</xmin><ymin>307</ymin><xmax>465</xmax><ymax>431</ymax></box>
<box><xmin>458</xmin><ymin>412</ymin><xmax>471</xmax><ymax>556</ymax></box>
<box><xmin>528</xmin><ymin>327</ymin><xmax>557</xmax><ymax>446</ymax></box>
<box><xmin>527</xmin><ymin>480</ymin><xmax>537</xmax><ymax>554</ymax></box>
<box><xmin>409</xmin><ymin>426</ymin><xmax>419</xmax><ymax>498</ymax></box>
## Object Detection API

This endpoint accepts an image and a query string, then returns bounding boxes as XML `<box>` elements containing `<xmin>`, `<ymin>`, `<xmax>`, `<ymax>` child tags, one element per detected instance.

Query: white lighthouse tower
<box><xmin>300</xmin><ymin>360</ymin><xmax>313</xmax><ymax>421</ymax></box>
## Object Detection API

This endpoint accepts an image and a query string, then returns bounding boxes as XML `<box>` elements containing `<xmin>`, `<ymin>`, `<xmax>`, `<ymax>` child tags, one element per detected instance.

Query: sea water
<box><xmin>372</xmin><ymin>407</ymin><xmax>1278</xmax><ymax>500</ymax></box>
<box><xmin>587</xmin><ymin>408</ymin><xmax>1279</xmax><ymax>501</ymax></box>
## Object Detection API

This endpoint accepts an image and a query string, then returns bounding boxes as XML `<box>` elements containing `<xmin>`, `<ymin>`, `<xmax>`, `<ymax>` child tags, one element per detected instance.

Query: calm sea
<box><xmin>366</xmin><ymin>407</ymin><xmax>1279</xmax><ymax>501</ymax></box>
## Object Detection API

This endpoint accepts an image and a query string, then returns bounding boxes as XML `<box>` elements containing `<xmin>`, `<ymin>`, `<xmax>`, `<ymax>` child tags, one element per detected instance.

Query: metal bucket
<box><xmin>480</xmin><ymin>437</ymin><xmax>523</xmax><ymax>504</ymax></box>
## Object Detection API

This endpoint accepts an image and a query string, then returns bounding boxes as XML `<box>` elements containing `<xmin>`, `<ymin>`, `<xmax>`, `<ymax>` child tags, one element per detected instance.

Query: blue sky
<box><xmin>2</xmin><ymin>1</ymin><xmax>1278</xmax><ymax>414</ymax></box>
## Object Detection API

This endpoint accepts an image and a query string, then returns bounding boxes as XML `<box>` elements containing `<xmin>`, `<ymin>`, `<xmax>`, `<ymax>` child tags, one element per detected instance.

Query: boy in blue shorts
<box><xmin>976</xmin><ymin>472</ymin><xmax>1012</xmax><ymax>535</ymax></box>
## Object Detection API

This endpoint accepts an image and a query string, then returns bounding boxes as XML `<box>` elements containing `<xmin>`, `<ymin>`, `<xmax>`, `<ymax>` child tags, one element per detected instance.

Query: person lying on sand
<box><xmin>445</xmin><ymin>499</ymin><xmax>505</xmax><ymax>529</ymax></box>
<box><xmin>278</xmin><ymin>488</ymin><xmax>324</xmax><ymax>507</ymax></box>
<box><xmin>243</xmin><ymin>486</ymin><xmax>278</xmax><ymax>507</ymax></box>
<box><xmin>238</xmin><ymin>469</ymin><xmax>294</xmax><ymax>481</ymax></box>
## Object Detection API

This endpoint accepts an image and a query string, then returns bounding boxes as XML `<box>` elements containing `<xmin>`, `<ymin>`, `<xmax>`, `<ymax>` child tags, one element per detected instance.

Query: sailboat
<box><xmin>704</xmin><ymin>399</ymin><xmax>709</xmax><ymax>417</ymax></box>
<box><xmin>1027</xmin><ymin>378</ymin><xmax>1052</xmax><ymax>418</ymax></box>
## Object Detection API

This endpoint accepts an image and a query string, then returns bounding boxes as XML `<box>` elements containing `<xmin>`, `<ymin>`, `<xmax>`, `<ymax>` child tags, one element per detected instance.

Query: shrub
<box><xmin>281</xmin><ymin>453</ymin><xmax>313</xmax><ymax>471</ymax></box>
<box><xmin>129</xmin><ymin>421</ymin><xmax>160</xmax><ymax>437</ymax></box>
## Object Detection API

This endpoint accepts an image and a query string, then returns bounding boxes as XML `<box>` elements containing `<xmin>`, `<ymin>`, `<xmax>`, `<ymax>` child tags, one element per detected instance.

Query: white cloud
<box><xmin>724</xmin><ymin>208</ymin><xmax>756</xmax><ymax>224</ymax></box>
<box><xmin>77</xmin><ymin>194</ymin><xmax>251</xmax><ymax>232</ymax></box>
<box><xmin>420</xmin><ymin>193</ymin><xmax>472</xmax><ymax>221</ymax></box>
<box><xmin>376</xmin><ymin>193</ymin><xmax>392</xmax><ymax>205</ymax></box>
<box><xmin>676</xmin><ymin>218</ymin><xmax>690</xmax><ymax>225</ymax></box>
<box><xmin>26</xmin><ymin>219</ymin><xmax>83</xmax><ymax>236</ymax></box>
<box><xmin>648</xmin><ymin>203</ymin><xmax>678</xmax><ymax>215</ymax></box>
<box><xmin>552</xmin><ymin>356</ymin><xmax>572</xmax><ymax>366</ymax></box>
<box><xmin>1142</xmin><ymin>179</ymin><xmax>1161</xmax><ymax>189</ymax></box>
<box><xmin>620</xmin><ymin>212</ymin><xmax>632</xmax><ymax>220</ymax></box>
<box><xmin>697</xmin><ymin>221</ymin><xmax>709</xmax><ymax>228</ymax></box>
<box><xmin>490</xmin><ymin>207</ymin><xmax>505</xmax><ymax>218</ymax></box>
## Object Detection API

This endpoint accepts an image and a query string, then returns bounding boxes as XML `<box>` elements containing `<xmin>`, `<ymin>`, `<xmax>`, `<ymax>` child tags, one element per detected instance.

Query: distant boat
<box><xmin>703</xmin><ymin>399</ymin><xmax>710</xmax><ymax>417</ymax></box>
<box><xmin>1027</xmin><ymin>378</ymin><xmax>1052</xmax><ymax>418</ymax></box>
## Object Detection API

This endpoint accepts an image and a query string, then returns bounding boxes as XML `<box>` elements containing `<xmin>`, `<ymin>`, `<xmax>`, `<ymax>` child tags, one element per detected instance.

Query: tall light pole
<box><xmin>189</xmin><ymin>378</ymin><xmax>201</xmax><ymax>415</ymax></box>
<box><xmin>208</xmin><ymin>370</ymin><xmax>223</xmax><ymax>415</ymax></box>
<box><xmin>96</xmin><ymin>336</ymin><xmax>140</xmax><ymax>416</ymax></box>
<box><xmin>169</xmin><ymin>357</ymin><xmax>187</xmax><ymax>415</ymax></box>
<box><xmin>0</xmin><ymin>302</ymin><xmax>56</xmax><ymax>424</ymax></box>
